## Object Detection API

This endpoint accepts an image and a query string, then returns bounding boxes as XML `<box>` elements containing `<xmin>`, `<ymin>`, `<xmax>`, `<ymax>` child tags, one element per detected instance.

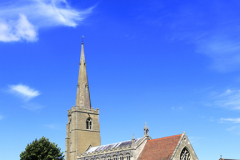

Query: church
<box><xmin>65</xmin><ymin>42</ymin><xmax>199</xmax><ymax>160</ymax></box>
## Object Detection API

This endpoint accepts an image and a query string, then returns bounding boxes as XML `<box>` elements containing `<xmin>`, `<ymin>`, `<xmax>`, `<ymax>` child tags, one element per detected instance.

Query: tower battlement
<box><xmin>68</xmin><ymin>106</ymin><xmax>99</xmax><ymax>115</ymax></box>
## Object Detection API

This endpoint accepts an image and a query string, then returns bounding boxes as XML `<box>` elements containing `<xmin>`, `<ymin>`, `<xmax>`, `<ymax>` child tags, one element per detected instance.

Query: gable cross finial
<box><xmin>144</xmin><ymin>122</ymin><xmax>149</xmax><ymax>136</ymax></box>
<box><xmin>220</xmin><ymin>155</ymin><xmax>222</xmax><ymax>160</ymax></box>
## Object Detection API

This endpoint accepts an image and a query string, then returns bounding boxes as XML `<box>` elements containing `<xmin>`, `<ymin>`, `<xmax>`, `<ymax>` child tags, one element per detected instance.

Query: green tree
<box><xmin>20</xmin><ymin>136</ymin><xmax>64</xmax><ymax>160</ymax></box>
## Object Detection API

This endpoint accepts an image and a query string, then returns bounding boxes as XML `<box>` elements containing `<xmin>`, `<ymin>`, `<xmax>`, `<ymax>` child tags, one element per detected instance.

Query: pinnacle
<box><xmin>144</xmin><ymin>122</ymin><xmax>149</xmax><ymax>130</ymax></box>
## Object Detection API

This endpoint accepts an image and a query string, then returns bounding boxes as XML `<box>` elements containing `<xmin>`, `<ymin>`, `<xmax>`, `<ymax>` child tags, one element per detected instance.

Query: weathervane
<box><xmin>82</xmin><ymin>36</ymin><xmax>84</xmax><ymax>43</ymax></box>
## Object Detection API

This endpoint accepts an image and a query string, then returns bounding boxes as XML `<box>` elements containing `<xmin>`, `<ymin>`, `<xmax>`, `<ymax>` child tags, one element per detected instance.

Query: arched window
<box><xmin>86</xmin><ymin>117</ymin><xmax>92</xmax><ymax>129</ymax></box>
<box><xmin>113</xmin><ymin>155</ymin><xmax>117</xmax><ymax>160</ymax></box>
<box><xmin>101</xmin><ymin>156</ymin><xmax>105</xmax><ymax>160</ymax></box>
<box><xmin>119</xmin><ymin>154</ymin><xmax>124</xmax><ymax>160</ymax></box>
<box><xmin>107</xmin><ymin>156</ymin><xmax>111</xmax><ymax>160</ymax></box>
<box><xmin>180</xmin><ymin>147</ymin><xmax>191</xmax><ymax>160</ymax></box>
<box><xmin>126</xmin><ymin>153</ymin><xmax>130</xmax><ymax>160</ymax></box>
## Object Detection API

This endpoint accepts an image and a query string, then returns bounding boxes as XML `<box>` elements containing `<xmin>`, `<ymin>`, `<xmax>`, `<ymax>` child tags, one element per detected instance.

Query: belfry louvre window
<box><xmin>86</xmin><ymin>117</ymin><xmax>92</xmax><ymax>129</ymax></box>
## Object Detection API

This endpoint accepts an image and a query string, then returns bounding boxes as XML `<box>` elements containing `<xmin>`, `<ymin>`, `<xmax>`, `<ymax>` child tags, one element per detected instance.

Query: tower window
<box><xmin>86</xmin><ymin>117</ymin><xmax>92</xmax><ymax>129</ymax></box>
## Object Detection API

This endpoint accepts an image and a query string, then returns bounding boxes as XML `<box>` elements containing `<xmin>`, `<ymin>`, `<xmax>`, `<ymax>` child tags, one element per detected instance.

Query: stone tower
<box><xmin>65</xmin><ymin>42</ymin><xmax>101</xmax><ymax>160</ymax></box>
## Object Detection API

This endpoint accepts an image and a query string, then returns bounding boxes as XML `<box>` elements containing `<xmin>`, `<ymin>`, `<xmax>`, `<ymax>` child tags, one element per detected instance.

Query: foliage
<box><xmin>20</xmin><ymin>136</ymin><xmax>64</xmax><ymax>160</ymax></box>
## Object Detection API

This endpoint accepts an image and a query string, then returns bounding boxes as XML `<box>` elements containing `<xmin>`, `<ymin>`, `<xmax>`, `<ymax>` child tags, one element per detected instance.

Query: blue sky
<box><xmin>0</xmin><ymin>0</ymin><xmax>240</xmax><ymax>159</ymax></box>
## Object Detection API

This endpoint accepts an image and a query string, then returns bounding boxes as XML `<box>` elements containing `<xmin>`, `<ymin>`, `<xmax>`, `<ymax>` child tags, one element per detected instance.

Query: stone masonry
<box><xmin>65</xmin><ymin>42</ymin><xmax>199</xmax><ymax>160</ymax></box>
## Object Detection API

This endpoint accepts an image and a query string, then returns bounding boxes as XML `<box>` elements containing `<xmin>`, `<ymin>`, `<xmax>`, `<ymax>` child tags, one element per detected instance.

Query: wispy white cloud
<box><xmin>0</xmin><ymin>115</ymin><xmax>4</xmax><ymax>120</ymax></box>
<box><xmin>209</xmin><ymin>117</ymin><xmax>214</xmax><ymax>122</ymax></box>
<box><xmin>44</xmin><ymin>124</ymin><xmax>58</xmax><ymax>129</ymax></box>
<box><xmin>171</xmin><ymin>107</ymin><xmax>183</xmax><ymax>110</ymax></box>
<box><xmin>21</xmin><ymin>102</ymin><xmax>45</xmax><ymax>111</ymax></box>
<box><xmin>145</xmin><ymin>1</ymin><xmax>240</xmax><ymax>72</ymax></box>
<box><xmin>195</xmin><ymin>34</ymin><xmax>240</xmax><ymax>72</ymax></box>
<box><xmin>220</xmin><ymin>118</ymin><xmax>240</xmax><ymax>135</ymax></box>
<box><xmin>211</xmin><ymin>89</ymin><xmax>240</xmax><ymax>110</ymax></box>
<box><xmin>0</xmin><ymin>14</ymin><xmax>37</xmax><ymax>42</ymax></box>
<box><xmin>220</xmin><ymin>118</ymin><xmax>240</xmax><ymax>124</ymax></box>
<box><xmin>226</xmin><ymin>125</ymin><xmax>240</xmax><ymax>134</ymax></box>
<box><xmin>8</xmin><ymin>84</ymin><xmax>44</xmax><ymax>111</ymax></box>
<box><xmin>0</xmin><ymin>0</ymin><xmax>94</xmax><ymax>42</ymax></box>
<box><xmin>9</xmin><ymin>84</ymin><xmax>40</xmax><ymax>101</ymax></box>
<box><xmin>189</xmin><ymin>136</ymin><xmax>202</xmax><ymax>144</ymax></box>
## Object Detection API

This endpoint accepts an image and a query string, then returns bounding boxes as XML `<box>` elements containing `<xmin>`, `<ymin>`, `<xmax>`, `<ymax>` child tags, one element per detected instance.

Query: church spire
<box><xmin>75</xmin><ymin>42</ymin><xmax>91</xmax><ymax>109</ymax></box>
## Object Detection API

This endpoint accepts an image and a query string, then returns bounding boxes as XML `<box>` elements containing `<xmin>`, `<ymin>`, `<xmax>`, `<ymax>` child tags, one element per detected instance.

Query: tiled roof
<box><xmin>137</xmin><ymin>134</ymin><xmax>182</xmax><ymax>160</ymax></box>
<box><xmin>84</xmin><ymin>138</ymin><xmax>142</xmax><ymax>154</ymax></box>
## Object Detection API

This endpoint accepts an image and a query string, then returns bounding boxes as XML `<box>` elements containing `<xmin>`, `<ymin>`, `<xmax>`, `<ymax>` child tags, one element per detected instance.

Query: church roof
<box><xmin>84</xmin><ymin>138</ymin><xmax>142</xmax><ymax>154</ymax></box>
<box><xmin>137</xmin><ymin>134</ymin><xmax>182</xmax><ymax>160</ymax></box>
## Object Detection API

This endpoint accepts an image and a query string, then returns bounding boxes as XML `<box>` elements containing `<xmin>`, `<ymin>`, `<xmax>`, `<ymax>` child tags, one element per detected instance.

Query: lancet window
<box><xmin>113</xmin><ymin>155</ymin><xmax>117</xmax><ymax>160</ymax></box>
<box><xmin>126</xmin><ymin>153</ymin><xmax>130</xmax><ymax>160</ymax></box>
<box><xmin>119</xmin><ymin>154</ymin><xmax>124</xmax><ymax>160</ymax></box>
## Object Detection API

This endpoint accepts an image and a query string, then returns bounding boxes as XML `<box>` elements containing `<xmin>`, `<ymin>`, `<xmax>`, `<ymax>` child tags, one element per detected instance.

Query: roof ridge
<box><xmin>84</xmin><ymin>138</ymin><xmax>142</xmax><ymax>154</ymax></box>
<box><xmin>148</xmin><ymin>134</ymin><xmax>182</xmax><ymax>142</ymax></box>
<box><xmin>98</xmin><ymin>138</ymin><xmax>141</xmax><ymax>147</ymax></box>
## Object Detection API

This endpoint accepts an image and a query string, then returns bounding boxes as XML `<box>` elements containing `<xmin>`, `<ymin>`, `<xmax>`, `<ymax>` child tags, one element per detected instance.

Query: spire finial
<box><xmin>132</xmin><ymin>134</ymin><xmax>135</xmax><ymax>140</ymax></box>
<box><xmin>82</xmin><ymin>36</ymin><xmax>84</xmax><ymax>44</ymax></box>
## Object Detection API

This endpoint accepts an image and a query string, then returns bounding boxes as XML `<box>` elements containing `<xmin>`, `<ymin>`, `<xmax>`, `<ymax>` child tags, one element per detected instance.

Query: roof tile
<box><xmin>137</xmin><ymin>134</ymin><xmax>182</xmax><ymax>160</ymax></box>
